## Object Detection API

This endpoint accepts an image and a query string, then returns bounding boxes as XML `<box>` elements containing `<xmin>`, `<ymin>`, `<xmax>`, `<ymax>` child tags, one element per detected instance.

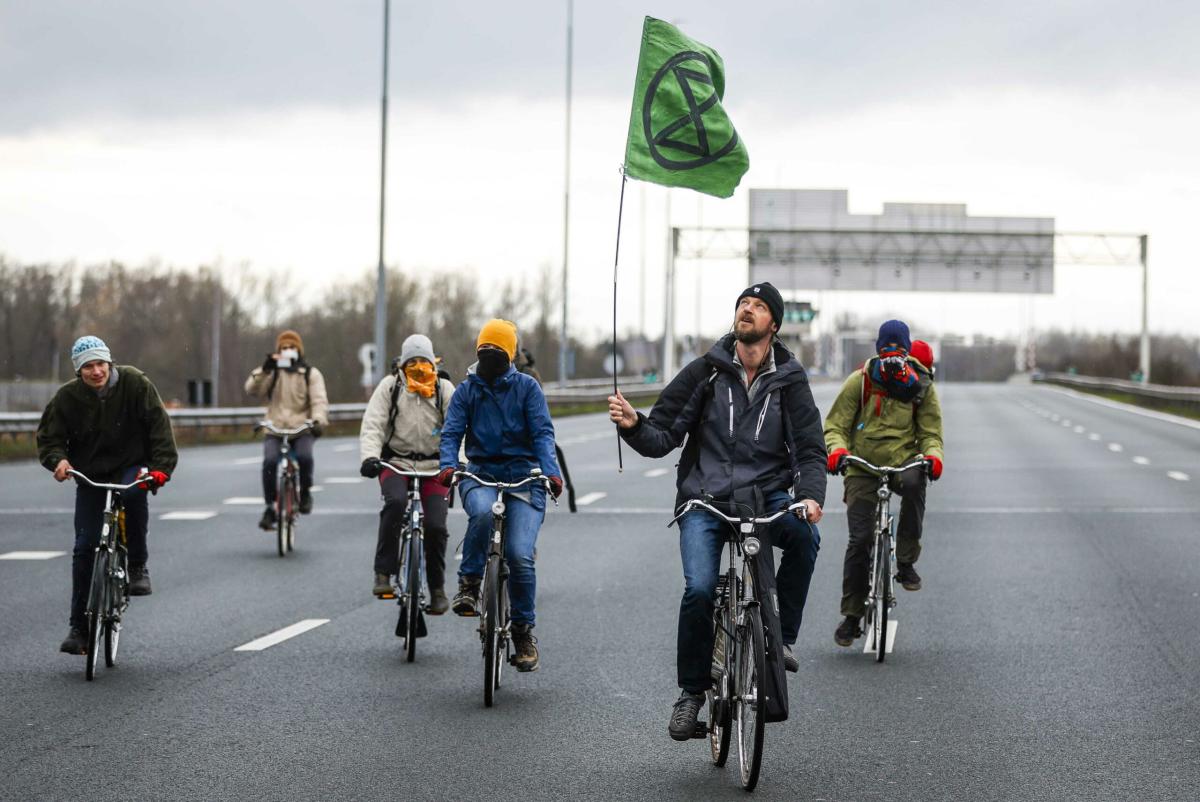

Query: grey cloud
<box><xmin>1</xmin><ymin>0</ymin><xmax>1197</xmax><ymax>133</ymax></box>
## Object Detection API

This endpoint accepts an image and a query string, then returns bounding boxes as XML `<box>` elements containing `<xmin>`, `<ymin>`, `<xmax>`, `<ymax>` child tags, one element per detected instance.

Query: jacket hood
<box><xmin>466</xmin><ymin>361</ymin><xmax>518</xmax><ymax>386</ymax></box>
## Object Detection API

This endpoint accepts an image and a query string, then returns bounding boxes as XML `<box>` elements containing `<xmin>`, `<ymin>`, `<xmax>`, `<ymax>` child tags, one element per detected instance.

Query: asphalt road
<box><xmin>2</xmin><ymin>382</ymin><xmax>1198</xmax><ymax>801</ymax></box>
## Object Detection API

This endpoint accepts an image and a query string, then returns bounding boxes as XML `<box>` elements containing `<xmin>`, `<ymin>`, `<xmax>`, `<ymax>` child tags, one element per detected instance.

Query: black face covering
<box><xmin>476</xmin><ymin>349</ymin><xmax>510</xmax><ymax>382</ymax></box>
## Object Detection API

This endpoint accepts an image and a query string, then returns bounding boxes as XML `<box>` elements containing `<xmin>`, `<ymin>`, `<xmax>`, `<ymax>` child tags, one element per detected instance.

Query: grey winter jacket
<box><xmin>620</xmin><ymin>335</ymin><xmax>827</xmax><ymax>511</ymax></box>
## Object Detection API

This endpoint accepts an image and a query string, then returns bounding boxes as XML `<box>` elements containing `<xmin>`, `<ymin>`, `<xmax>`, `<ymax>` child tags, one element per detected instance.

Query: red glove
<box><xmin>139</xmin><ymin>470</ymin><xmax>170</xmax><ymax>493</ymax></box>
<box><xmin>548</xmin><ymin>476</ymin><xmax>564</xmax><ymax>499</ymax></box>
<box><xmin>827</xmin><ymin>448</ymin><xmax>849</xmax><ymax>474</ymax></box>
<box><xmin>925</xmin><ymin>455</ymin><xmax>943</xmax><ymax>481</ymax></box>
<box><xmin>435</xmin><ymin>467</ymin><xmax>456</xmax><ymax>488</ymax></box>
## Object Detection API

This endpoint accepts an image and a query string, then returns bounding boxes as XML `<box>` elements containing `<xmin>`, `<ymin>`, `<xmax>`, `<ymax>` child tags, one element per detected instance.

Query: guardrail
<box><xmin>1033</xmin><ymin>372</ymin><xmax>1200</xmax><ymax>414</ymax></box>
<box><xmin>0</xmin><ymin>379</ymin><xmax>664</xmax><ymax>435</ymax></box>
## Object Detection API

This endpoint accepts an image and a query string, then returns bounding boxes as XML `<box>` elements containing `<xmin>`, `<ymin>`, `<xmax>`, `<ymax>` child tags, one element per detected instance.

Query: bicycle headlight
<box><xmin>491</xmin><ymin>500</ymin><xmax>505</xmax><ymax>516</ymax></box>
<box><xmin>744</xmin><ymin>537</ymin><xmax>761</xmax><ymax>556</ymax></box>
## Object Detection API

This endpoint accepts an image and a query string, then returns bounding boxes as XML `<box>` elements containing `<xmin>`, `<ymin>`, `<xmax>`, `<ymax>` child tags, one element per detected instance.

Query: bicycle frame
<box><xmin>258</xmin><ymin>421</ymin><xmax>311</xmax><ymax>556</ymax></box>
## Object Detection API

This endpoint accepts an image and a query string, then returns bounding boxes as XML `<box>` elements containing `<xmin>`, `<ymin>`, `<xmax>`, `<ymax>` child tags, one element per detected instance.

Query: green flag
<box><xmin>623</xmin><ymin>16</ymin><xmax>749</xmax><ymax>199</ymax></box>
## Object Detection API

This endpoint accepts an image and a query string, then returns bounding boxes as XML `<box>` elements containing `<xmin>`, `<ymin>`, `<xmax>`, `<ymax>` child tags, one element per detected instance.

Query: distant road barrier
<box><xmin>1033</xmin><ymin>372</ymin><xmax>1200</xmax><ymax>415</ymax></box>
<box><xmin>0</xmin><ymin>379</ymin><xmax>664</xmax><ymax>435</ymax></box>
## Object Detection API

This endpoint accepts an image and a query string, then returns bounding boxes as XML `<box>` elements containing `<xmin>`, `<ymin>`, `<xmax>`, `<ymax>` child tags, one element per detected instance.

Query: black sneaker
<box><xmin>426</xmin><ymin>588</ymin><xmax>449</xmax><ymax>615</ymax></box>
<box><xmin>783</xmin><ymin>644</ymin><xmax>799</xmax><ymax>673</ymax></box>
<box><xmin>259</xmin><ymin>507</ymin><xmax>277</xmax><ymax>531</ymax></box>
<box><xmin>511</xmin><ymin>623</ymin><xmax>539</xmax><ymax>672</ymax></box>
<box><xmin>299</xmin><ymin>489</ymin><xmax>313</xmax><ymax>515</ymax></box>
<box><xmin>372</xmin><ymin>573</ymin><xmax>392</xmax><ymax>597</ymax></box>
<box><xmin>451</xmin><ymin>577</ymin><xmax>481</xmax><ymax>617</ymax></box>
<box><xmin>668</xmin><ymin>691</ymin><xmax>706</xmax><ymax>741</ymax></box>
<box><xmin>896</xmin><ymin>561</ymin><xmax>922</xmax><ymax>591</ymax></box>
<box><xmin>128</xmin><ymin>563</ymin><xmax>152</xmax><ymax>596</ymax></box>
<box><xmin>60</xmin><ymin>626</ymin><xmax>87</xmax><ymax>655</ymax></box>
<box><xmin>834</xmin><ymin>615</ymin><xmax>863</xmax><ymax>647</ymax></box>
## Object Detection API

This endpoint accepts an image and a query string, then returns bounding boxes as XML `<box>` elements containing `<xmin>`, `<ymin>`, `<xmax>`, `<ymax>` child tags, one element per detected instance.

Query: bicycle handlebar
<box><xmin>256</xmin><ymin>420</ymin><xmax>314</xmax><ymax>437</ymax></box>
<box><xmin>66</xmin><ymin>469</ymin><xmax>152</xmax><ymax>492</ymax></box>
<box><xmin>671</xmin><ymin>497</ymin><xmax>809</xmax><ymax>527</ymax></box>
<box><xmin>841</xmin><ymin>455</ymin><xmax>929</xmax><ymax>476</ymax></box>
<box><xmin>452</xmin><ymin>469</ymin><xmax>558</xmax><ymax>506</ymax></box>
<box><xmin>378</xmin><ymin>462</ymin><xmax>440</xmax><ymax>479</ymax></box>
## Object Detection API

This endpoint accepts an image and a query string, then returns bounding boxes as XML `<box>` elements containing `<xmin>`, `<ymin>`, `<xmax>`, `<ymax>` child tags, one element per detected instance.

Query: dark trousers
<box><xmin>71</xmin><ymin>466</ymin><xmax>148</xmax><ymax>628</ymax></box>
<box><xmin>261</xmin><ymin>433</ymin><xmax>314</xmax><ymax>504</ymax></box>
<box><xmin>677</xmin><ymin>490</ymin><xmax>821</xmax><ymax>692</ymax></box>
<box><xmin>840</xmin><ymin>466</ymin><xmax>926</xmax><ymax>618</ymax></box>
<box><xmin>373</xmin><ymin>473</ymin><xmax>450</xmax><ymax>593</ymax></box>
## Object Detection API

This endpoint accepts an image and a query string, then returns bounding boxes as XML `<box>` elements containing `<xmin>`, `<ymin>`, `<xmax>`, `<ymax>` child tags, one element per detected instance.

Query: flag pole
<box><xmin>612</xmin><ymin>169</ymin><xmax>629</xmax><ymax>472</ymax></box>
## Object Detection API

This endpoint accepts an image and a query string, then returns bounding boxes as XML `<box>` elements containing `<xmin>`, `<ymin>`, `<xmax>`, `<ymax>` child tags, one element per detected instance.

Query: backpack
<box><xmin>380</xmin><ymin>369</ymin><xmax>445</xmax><ymax>462</ymax></box>
<box><xmin>858</xmin><ymin>357</ymin><xmax>925</xmax><ymax>418</ymax></box>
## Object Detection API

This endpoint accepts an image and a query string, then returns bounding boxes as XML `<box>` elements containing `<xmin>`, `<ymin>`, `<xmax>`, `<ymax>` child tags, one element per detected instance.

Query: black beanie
<box><xmin>736</xmin><ymin>282</ymin><xmax>784</xmax><ymax>330</ymax></box>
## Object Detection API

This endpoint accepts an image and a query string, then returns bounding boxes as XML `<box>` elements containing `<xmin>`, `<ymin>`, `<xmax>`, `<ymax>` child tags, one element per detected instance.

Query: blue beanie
<box><xmin>875</xmin><ymin>320</ymin><xmax>911</xmax><ymax>353</ymax></box>
<box><xmin>71</xmin><ymin>335</ymin><xmax>112</xmax><ymax>372</ymax></box>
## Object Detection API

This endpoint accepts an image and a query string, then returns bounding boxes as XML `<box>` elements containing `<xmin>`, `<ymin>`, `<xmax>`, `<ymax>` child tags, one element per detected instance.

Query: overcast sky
<box><xmin>2</xmin><ymin>1</ymin><xmax>1198</xmax><ymax>349</ymax></box>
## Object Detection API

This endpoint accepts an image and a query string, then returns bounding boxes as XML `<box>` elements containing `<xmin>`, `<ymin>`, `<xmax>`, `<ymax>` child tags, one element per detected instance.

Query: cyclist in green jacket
<box><xmin>36</xmin><ymin>336</ymin><xmax>178</xmax><ymax>655</ymax></box>
<box><xmin>823</xmin><ymin>320</ymin><xmax>943</xmax><ymax>647</ymax></box>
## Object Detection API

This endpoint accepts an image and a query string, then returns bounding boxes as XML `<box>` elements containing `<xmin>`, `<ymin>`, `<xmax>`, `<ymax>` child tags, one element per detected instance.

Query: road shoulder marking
<box><xmin>1043</xmin><ymin>386</ymin><xmax>1200</xmax><ymax>432</ymax></box>
<box><xmin>234</xmin><ymin>619</ymin><xmax>330</xmax><ymax>652</ymax></box>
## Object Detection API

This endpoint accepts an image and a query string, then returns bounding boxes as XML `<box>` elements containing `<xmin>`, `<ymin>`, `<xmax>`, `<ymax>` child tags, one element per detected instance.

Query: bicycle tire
<box><xmin>483</xmin><ymin>554</ymin><xmax>501</xmax><ymax>707</ymax></box>
<box><xmin>85</xmin><ymin>551</ymin><xmax>107</xmax><ymax>681</ymax></box>
<box><xmin>276</xmin><ymin>475</ymin><xmax>288</xmax><ymax>558</ymax></box>
<box><xmin>708</xmin><ymin>599</ymin><xmax>733</xmax><ymax>767</ymax></box>
<box><xmin>404</xmin><ymin>531</ymin><xmax>421</xmax><ymax>663</ymax></box>
<box><xmin>496</xmin><ymin>569</ymin><xmax>508</xmax><ymax>691</ymax></box>
<box><xmin>874</xmin><ymin>532</ymin><xmax>889</xmax><ymax>664</ymax></box>
<box><xmin>735</xmin><ymin>604</ymin><xmax>766</xmax><ymax>791</ymax></box>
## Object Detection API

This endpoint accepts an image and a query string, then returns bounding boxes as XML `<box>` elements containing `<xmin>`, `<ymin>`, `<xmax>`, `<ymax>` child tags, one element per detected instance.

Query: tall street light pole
<box><xmin>373</xmin><ymin>0</ymin><xmax>391</xmax><ymax>383</ymax></box>
<box><xmin>558</xmin><ymin>0</ymin><xmax>574</xmax><ymax>386</ymax></box>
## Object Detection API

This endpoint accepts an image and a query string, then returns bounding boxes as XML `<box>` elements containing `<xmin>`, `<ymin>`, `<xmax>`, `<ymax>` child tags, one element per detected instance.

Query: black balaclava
<box><xmin>476</xmin><ymin>348</ymin><xmax>510</xmax><ymax>382</ymax></box>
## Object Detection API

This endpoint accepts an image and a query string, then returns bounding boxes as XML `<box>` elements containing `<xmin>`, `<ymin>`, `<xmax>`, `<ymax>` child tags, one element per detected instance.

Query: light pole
<box><xmin>558</xmin><ymin>0</ymin><xmax>574</xmax><ymax>385</ymax></box>
<box><xmin>373</xmin><ymin>0</ymin><xmax>391</xmax><ymax>383</ymax></box>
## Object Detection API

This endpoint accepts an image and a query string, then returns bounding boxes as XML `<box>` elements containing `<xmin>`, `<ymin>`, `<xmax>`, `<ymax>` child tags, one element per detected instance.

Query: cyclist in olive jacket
<box><xmin>36</xmin><ymin>336</ymin><xmax>177</xmax><ymax>655</ymax></box>
<box><xmin>609</xmin><ymin>283</ymin><xmax>827</xmax><ymax>741</ymax></box>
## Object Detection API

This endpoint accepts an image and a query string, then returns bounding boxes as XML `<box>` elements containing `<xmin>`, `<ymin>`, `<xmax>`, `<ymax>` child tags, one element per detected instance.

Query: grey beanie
<box><xmin>398</xmin><ymin>334</ymin><xmax>436</xmax><ymax>367</ymax></box>
<box><xmin>71</xmin><ymin>335</ymin><xmax>112</xmax><ymax>372</ymax></box>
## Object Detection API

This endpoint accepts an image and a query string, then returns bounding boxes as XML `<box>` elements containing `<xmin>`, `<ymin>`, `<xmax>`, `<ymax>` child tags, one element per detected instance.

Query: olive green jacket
<box><xmin>37</xmin><ymin>365</ymin><xmax>179</xmax><ymax>481</ymax></box>
<box><xmin>823</xmin><ymin>359</ymin><xmax>944</xmax><ymax>478</ymax></box>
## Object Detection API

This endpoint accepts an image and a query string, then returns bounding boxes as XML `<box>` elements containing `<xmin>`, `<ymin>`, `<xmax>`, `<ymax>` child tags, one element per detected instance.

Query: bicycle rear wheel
<box><xmin>735</xmin><ymin>605</ymin><xmax>766</xmax><ymax>790</ymax></box>
<box><xmin>287</xmin><ymin>477</ymin><xmax>298</xmax><ymax>552</ymax></box>
<box><xmin>275</xmin><ymin>476</ymin><xmax>288</xmax><ymax>558</ymax></box>
<box><xmin>85</xmin><ymin>551</ymin><xmax>107</xmax><ymax>681</ymax></box>
<box><xmin>873</xmin><ymin>533</ymin><xmax>889</xmax><ymax>664</ymax></box>
<box><xmin>482</xmin><ymin>554</ymin><xmax>502</xmax><ymax>707</ymax></box>
<box><xmin>404</xmin><ymin>531</ymin><xmax>421</xmax><ymax>663</ymax></box>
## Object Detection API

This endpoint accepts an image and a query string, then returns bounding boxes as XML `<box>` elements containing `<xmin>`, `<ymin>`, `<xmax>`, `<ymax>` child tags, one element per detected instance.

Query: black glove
<box><xmin>311</xmin><ymin>422</ymin><xmax>325</xmax><ymax>438</ymax></box>
<box><xmin>360</xmin><ymin>458</ymin><xmax>382</xmax><ymax>478</ymax></box>
<box><xmin>262</xmin><ymin>354</ymin><xmax>277</xmax><ymax>372</ymax></box>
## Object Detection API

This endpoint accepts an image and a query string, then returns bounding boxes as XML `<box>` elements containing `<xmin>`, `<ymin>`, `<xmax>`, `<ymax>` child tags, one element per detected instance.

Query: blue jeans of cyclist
<box><xmin>70</xmin><ymin>465</ymin><xmax>149</xmax><ymax>628</ymax></box>
<box><xmin>676</xmin><ymin>489</ymin><xmax>820</xmax><ymax>692</ymax></box>
<box><xmin>261</xmin><ymin>433</ymin><xmax>314</xmax><ymax>504</ymax></box>
<box><xmin>458</xmin><ymin>483</ymin><xmax>544</xmax><ymax>628</ymax></box>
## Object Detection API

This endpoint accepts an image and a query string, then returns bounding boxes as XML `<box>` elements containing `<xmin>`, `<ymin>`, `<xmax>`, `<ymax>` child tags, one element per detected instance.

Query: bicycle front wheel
<box><xmin>735</xmin><ymin>605</ymin><xmax>766</xmax><ymax>790</ymax></box>
<box><xmin>708</xmin><ymin>601</ymin><xmax>733</xmax><ymax>767</ymax></box>
<box><xmin>404</xmin><ymin>532</ymin><xmax>421</xmax><ymax>663</ymax></box>
<box><xmin>85</xmin><ymin>551</ymin><xmax>107</xmax><ymax>681</ymax></box>
<box><xmin>482</xmin><ymin>554</ymin><xmax>502</xmax><ymax>707</ymax></box>
<box><xmin>873</xmin><ymin>534</ymin><xmax>889</xmax><ymax>664</ymax></box>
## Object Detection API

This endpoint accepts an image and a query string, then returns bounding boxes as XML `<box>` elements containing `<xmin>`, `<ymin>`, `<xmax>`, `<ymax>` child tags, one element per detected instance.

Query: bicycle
<box><xmin>839</xmin><ymin>455</ymin><xmax>929</xmax><ymax>663</ymax></box>
<box><xmin>376</xmin><ymin>463</ymin><xmax>439</xmax><ymax>663</ymax></box>
<box><xmin>67</xmin><ymin>469</ymin><xmax>154</xmax><ymax>681</ymax></box>
<box><xmin>452</xmin><ymin>468</ymin><xmax>556</xmax><ymax>708</ymax></box>
<box><xmin>256</xmin><ymin>420</ymin><xmax>313</xmax><ymax>557</ymax></box>
<box><xmin>670</xmin><ymin>496</ymin><xmax>808</xmax><ymax>791</ymax></box>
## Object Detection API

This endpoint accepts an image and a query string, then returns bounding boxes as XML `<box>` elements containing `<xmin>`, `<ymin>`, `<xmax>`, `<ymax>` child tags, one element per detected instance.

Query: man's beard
<box><xmin>734</xmin><ymin>318</ymin><xmax>772</xmax><ymax>344</ymax></box>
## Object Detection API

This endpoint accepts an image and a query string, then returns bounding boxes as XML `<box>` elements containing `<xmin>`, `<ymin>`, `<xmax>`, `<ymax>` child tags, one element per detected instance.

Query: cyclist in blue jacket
<box><xmin>436</xmin><ymin>319</ymin><xmax>563</xmax><ymax>672</ymax></box>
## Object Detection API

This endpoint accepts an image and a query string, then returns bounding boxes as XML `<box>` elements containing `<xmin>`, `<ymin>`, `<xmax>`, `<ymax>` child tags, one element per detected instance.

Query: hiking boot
<box><xmin>451</xmin><ymin>577</ymin><xmax>481</xmax><ymax>617</ymax></box>
<box><xmin>426</xmin><ymin>588</ymin><xmax>450</xmax><ymax>615</ymax></box>
<box><xmin>299</xmin><ymin>489</ymin><xmax>313</xmax><ymax>515</ymax></box>
<box><xmin>60</xmin><ymin>626</ymin><xmax>87</xmax><ymax>655</ymax></box>
<box><xmin>668</xmin><ymin>691</ymin><xmax>706</xmax><ymax>741</ymax></box>
<box><xmin>834</xmin><ymin>615</ymin><xmax>863</xmax><ymax>647</ymax></box>
<box><xmin>128</xmin><ymin>563</ymin><xmax>152</xmax><ymax>596</ymax></box>
<box><xmin>896</xmin><ymin>561</ymin><xmax>922</xmax><ymax>591</ymax></box>
<box><xmin>372</xmin><ymin>573</ymin><xmax>392</xmax><ymax>597</ymax></box>
<box><xmin>783</xmin><ymin>644</ymin><xmax>799</xmax><ymax>673</ymax></box>
<box><xmin>511</xmin><ymin>623</ymin><xmax>539</xmax><ymax>672</ymax></box>
<box><xmin>259</xmin><ymin>506</ymin><xmax>277</xmax><ymax>531</ymax></box>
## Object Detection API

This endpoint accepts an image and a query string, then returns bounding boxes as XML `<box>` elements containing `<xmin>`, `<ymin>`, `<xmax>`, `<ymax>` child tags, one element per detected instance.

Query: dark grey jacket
<box><xmin>621</xmin><ymin>335</ymin><xmax>827</xmax><ymax>511</ymax></box>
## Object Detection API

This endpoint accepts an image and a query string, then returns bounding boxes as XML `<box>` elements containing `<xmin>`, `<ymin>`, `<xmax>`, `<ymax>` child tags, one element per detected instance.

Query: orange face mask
<box><xmin>403</xmin><ymin>360</ymin><xmax>437</xmax><ymax>398</ymax></box>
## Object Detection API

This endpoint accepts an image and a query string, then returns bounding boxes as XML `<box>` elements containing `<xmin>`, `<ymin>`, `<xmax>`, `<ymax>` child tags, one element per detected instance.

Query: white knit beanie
<box><xmin>71</xmin><ymin>335</ymin><xmax>112</xmax><ymax>372</ymax></box>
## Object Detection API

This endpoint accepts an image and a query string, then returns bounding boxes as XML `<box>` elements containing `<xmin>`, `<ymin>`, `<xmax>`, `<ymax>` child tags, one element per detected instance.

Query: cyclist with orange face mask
<box><xmin>359</xmin><ymin>334</ymin><xmax>457</xmax><ymax>612</ymax></box>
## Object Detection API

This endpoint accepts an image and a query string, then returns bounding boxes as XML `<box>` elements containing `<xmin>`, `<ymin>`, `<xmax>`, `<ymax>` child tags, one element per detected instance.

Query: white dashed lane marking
<box><xmin>224</xmin><ymin>497</ymin><xmax>264</xmax><ymax>505</ymax></box>
<box><xmin>234</xmin><ymin>619</ymin><xmax>330</xmax><ymax>652</ymax></box>
<box><xmin>644</xmin><ymin>468</ymin><xmax>669</xmax><ymax>478</ymax></box>
<box><xmin>232</xmin><ymin>456</ymin><xmax>260</xmax><ymax>466</ymax></box>
<box><xmin>0</xmin><ymin>550</ymin><xmax>67</xmax><ymax>560</ymax></box>
<box><xmin>576</xmin><ymin>492</ymin><xmax>608</xmax><ymax>506</ymax></box>
<box><xmin>323</xmin><ymin>477</ymin><xmax>364</xmax><ymax>484</ymax></box>
<box><xmin>1088</xmin><ymin>433</ymin><xmax>1101</xmax><ymax>441</ymax></box>
<box><xmin>1168</xmin><ymin>471</ymin><xmax>1191</xmax><ymax>482</ymax></box>
<box><xmin>1132</xmin><ymin>457</ymin><xmax>1150</xmax><ymax>466</ymax></box>
<box><xmin>159</xmin><ymin>511</ymin><xmax>217</xmax><ymax>521</ymax></box>
<box><xmin>1073</xmin><ymin>426</ymin><xmax>1085</xmax><ymax>434</ymax></box>
<box><xmin>1108</xmin><ymin>443</ymin><xmax>1124</xmax><ymax>452</ymax></box>
<box><xmin>333</xmin><ymin>444</ymin><xmax>357</xmax><ymax>453</ymax></box>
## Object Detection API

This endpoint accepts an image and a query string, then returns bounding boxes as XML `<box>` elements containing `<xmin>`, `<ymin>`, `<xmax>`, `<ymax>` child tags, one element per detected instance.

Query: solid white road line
<box><xmin>234</xmin><ymin>619</ymin><xmax>330</xmax><ymax>652</ymax></box>
<box><xmin>0</xmin><ymin>550</ymin><xmax>67</xmax><ymax>560</ymax></box>
<box><xmin>644</xmin><ymin>468</ymin><xmax>670</xmax><ymax>478</ymax></box>
<box><xmin>1168</xmin><ymin>471</ymin><xmax>1191</xmax><ymax>482</ymax></box>
<box><xmin>323</xmin><ymin>477</ymin><xmax>364</xmax><ymax>484</ymax></box>
<box><xmin>1108</xmin><ymin>443</ymin><xmax>1124</xmax><ymax>452</ymax></box>
<box><xmin>576</xmin><ymin>492</ymin><xmax>608</xmax><ymax>506</ymax></box>
<box><xmin>159</xmin><ymin>511</ymin><xmax>217</xmax><ymax>521</ymax></box>
<box><xmin>863</xmin><ymin>619</ymin><xmax>898</xmax><ymax>655</ymax></box>
<box><xmin>224</xmin><ymin>497</ymin><xmax>264</xmax><ymax>505</ymax></box>
<box><xmin>557</xmin><ymin>431</ymin><xmax>612</xmax><ymax>446</ymax></box>
<box><xmin>1132</xmin><ymin>456</ymin><xmax>1151</xmax><ymax>466</ymax></box>
<box><xmin>233</xmin><ymin>456</ymin><xmax>261</xmax><ymax>466</ymax></box>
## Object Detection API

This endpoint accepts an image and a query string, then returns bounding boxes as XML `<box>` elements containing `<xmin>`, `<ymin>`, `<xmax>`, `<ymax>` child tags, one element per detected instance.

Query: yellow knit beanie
<box><xmin>476</xmin><ymin>319</ymin><xmax>518</xmax><ymax>359</ymax></box>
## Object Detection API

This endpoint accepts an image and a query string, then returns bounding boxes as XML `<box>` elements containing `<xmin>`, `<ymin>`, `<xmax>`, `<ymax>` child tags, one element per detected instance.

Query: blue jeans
<box><xmin>262</xmin><ymin>433</ymin><xmax>314</xmax><ymax>504</ymax></box>
<box><xmin>458</xmin><ymin>484</ymin><xmax>545</xmax><ymax>627</ymax></box>
<box><xmin>71</xmin><ymin>466</ymin><xmax>149</xmax><ymax>628</ymax></box>
<box><xmin>677</xmin><ymin>490</ymin><xmax>820</xmax><ymax>692</ymax></box>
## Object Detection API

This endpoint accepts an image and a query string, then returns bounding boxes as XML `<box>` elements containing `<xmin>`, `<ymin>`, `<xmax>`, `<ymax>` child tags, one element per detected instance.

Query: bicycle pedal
<box><xmin>377</xmin><ymin>592</ymin><xmax>396</xmax><ymax>600</ymax></box>
<box><xmin>692</xmin><ymin>721</ymin><xmax>708</xmax><ymax>739</ymax></box>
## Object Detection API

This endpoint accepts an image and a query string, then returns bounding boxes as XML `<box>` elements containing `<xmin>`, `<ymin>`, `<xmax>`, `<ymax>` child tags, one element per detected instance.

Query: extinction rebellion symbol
<box><xmin>642</xmin><ymin>51</ymin><xmax>740</xmax><ymax>170</ymax></box>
